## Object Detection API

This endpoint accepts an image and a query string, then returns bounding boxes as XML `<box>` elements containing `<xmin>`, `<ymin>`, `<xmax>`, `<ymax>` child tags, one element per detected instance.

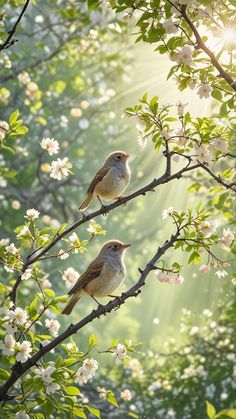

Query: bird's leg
<box><xmin>91</xmin><ymin>296</ymin><xmax>106</xmax><ymax>315</ymax></box>
<box><xmin>97</xmin><ymin>195</ymin><xmax>108</xmax><ymax>216</ymax></box>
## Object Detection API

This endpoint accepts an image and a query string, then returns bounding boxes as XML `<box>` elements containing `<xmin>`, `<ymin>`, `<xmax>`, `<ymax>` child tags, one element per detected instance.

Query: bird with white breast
<box><xmin>79</xmin><ymin>151</ymin><xmax>131</xmax><ymax>211</ymax></box>
<box><xmin>62</xmin><ymin>240</ymin><xmax>131</xmax><ymax>315</ymax></box>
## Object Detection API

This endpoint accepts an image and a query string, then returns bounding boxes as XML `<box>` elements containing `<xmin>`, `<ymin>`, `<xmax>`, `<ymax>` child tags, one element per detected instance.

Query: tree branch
<box><xmin>178</xmin><ymin>4</ymin><xmax>236</xmax><ymax>91</ymax></box>
<box><xmin>0</xmin><ymin>0</ymin><xmax>30</xmax><ymax>51</ymax></box>
<box><xmin>0</xmin><ymin>229</ymin><xmax>181</xmax><ymax>401</ymax></box>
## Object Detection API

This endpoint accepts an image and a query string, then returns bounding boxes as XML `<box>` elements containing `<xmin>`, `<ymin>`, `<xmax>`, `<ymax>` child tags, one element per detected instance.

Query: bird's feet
<box><xmin>108</xmin><ymin>294</ymin><xmax>123</xmax><ymax>310</ymax></box>
<box><xmin>115</xmin><ymin>195</ymin><xmax>126</xmax><ymax>206</ymax></box>
<box><xmin>100</xmin><ymin>204</ymin><xmax>108</xmax><ymax>216</ymax></box>
<box><xmin>98</xmin><ymin>303</ymin><xmax>106</xmax><ymax>315</ymax></box>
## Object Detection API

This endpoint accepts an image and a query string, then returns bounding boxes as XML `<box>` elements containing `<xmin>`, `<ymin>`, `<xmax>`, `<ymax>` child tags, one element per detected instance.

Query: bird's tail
<box><xmin>62</xmin><ymin>294</ymin><xmax>81</xmax><ymax>315</ymax></box>
<box><xmin>78</xmin><ymin>193</ymin><xmax>93</xmax><ymax>211</ymax></box>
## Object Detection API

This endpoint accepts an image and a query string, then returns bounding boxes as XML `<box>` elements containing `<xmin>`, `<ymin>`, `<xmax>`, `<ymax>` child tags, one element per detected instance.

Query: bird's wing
<box><xmin>68</xmin><ymin>258</ymin><xmax>105</xmax><ymax>295</ymax></box>
<box><xmin>87</xmin><ymin>166</ymin><xmax>110</xmax><ymax>195</ymax></box>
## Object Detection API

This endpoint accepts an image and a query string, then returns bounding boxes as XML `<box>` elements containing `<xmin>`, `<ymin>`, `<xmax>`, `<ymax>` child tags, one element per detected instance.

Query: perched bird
<box><xmin>62</xmin><ymin>240</ymin><xmax>131</xmax><ymax>315</ymax></box>
<box><xmin>79</xmin><ymin>151</ymin><xmax>130</xmax><ymax>211</ymax></box>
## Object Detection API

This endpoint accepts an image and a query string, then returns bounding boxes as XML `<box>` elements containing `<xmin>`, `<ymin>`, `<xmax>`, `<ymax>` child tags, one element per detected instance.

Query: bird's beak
<box><xmin>122</xmin><ymin>243</ymin><xmax>131</xmax><ymax>249</ymax></box>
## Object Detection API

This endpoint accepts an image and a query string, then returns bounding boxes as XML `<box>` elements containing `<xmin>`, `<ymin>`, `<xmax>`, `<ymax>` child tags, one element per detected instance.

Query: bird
<box><xmin>62</xmin><ymin>240</ymin><xmax>131</xmax><ymax>315</ymax></box>
<box><xmin>79</xmin><ymin>151</ymin><xmax>130</xmax><ymax>211</ymax></box>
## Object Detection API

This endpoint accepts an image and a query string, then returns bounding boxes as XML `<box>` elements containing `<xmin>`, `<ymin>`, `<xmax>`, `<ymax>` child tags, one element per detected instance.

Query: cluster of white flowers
<box><xmin>74</xmin><ymin>358</ymin><xmax>98</xmax><ymax>385</ymax></box>
<box><xmin>156</xmin><ymin>270</ymin><xmax>184</xmax><ymax>285</ymax></box>
<box><xmin>50</xmin><ymin>157</ymin><xmax>72</xmax><ymax>181</ymax></box>
<box><xmin>161</xmin><ymin>206</ymin><xmax>174</xmax><ymax>219</ymax></box>
<box><xmin>35</xmin><ymin>365</ymin><xmax>60</xmax><ymax>394</ymax></box>
<box><xmin>0</xmin><ymin>120</ymin><xmax>10</xmax><ymax>141</ymax></box>
<box><xmin>18</xmin><ymin>71</ymin><xmax>31</xmax><ymax>85</ymax></box>
<box><xmin>40</xmin><ymin>137</ymin><xmax>60</xmax><ymax>156</ymax></box>
<box><xmin>45</xmin><ymin>318</ymin><xmax>60</xmax><ymax>337</ymax></box>
<box><xmin>1</xmin><ymin>333</ymin><xmax>32</xmax><ymax>363</ymax></box>
<box><xmin>62</xmin><ymin>267</ymin><xmax>79</xmax><ymax>288</ymax></box>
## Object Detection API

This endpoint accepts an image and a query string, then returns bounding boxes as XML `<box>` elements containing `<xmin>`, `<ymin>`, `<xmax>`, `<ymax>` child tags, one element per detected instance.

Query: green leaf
<box><xmin>211</xmin><ymin>89</ymin><xmax>222</xmax><ymax>101</ymax></box>
<box><xmin>9</xmin><ymin>109</ymin><xmax>19</xmax><ymax>125</ymax></box>
<box><xmin>87</xmin><ymin>0</ymin><xmax>100</xmax><ymax>9</ymax></box>
<box><xmin>65</xmin><ymin>386</ymin><xmax>81</xmax><ymax>396</ymax></box>
<box><xmin>85</xmin><ymin>406</ymin><xmax>101</xmax><ymax>418</ymax></box>
<box><xmin>89</xmin><ymin>333</ymin><xmax>97</xmax><ymax>347</ymax></box>
<box><xmin>73</xmin><ymin>408</ymin><xmax>87</xmax><ymax>418</ymax></box>
<box><xmin>107</xmin><ymin>390</ymin><xmax>119</xmax><ymax>408</ymax></box>
<box><xmin>43</xmin><ymin>289</ymin><xmax>55</xmax><ymax>298</ymax></box>
<box><xmin>206</xmin><ymin>401</ymin><xmax>216</xmax><ymax>419</ymax></box>
<box><xmin>216</xmin><ymin>410</ymin><xmax>236</xmax><ymax>419</ymax></box>
<box><xmin>188</xmin><ymin>251</ymin><xmax>201</xmax><ymax>265</ymax></box>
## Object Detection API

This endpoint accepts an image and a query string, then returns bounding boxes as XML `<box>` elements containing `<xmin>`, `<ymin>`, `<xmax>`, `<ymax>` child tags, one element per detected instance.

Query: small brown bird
<box><xmin>79</xmin><ymin>151</ymin><xmax>130</xmax><ymax>211</ymax></box>
<box><xmin>62</xmin><ymin>240</ymin><xmax>130</xmax><ymax>315</ymax></box>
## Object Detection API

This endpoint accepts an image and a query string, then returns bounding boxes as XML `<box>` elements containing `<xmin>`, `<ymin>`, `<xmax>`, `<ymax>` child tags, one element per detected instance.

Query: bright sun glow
<box><xmin>222</xmin><ymin>28</ymin><xmax>236</xmax><ymax>43</ymax></box>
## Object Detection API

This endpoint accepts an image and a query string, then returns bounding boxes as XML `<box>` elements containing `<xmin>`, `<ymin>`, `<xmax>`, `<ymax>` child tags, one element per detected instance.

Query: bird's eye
<box><xmin>116</xmin><ymin>155</ymin><xmax>121</xmax><ymax>159</ymax></box>
<box><xmin>112</xmin><ymin>244</ymin><xmax>118</xmax><ymax>250</ymax></box>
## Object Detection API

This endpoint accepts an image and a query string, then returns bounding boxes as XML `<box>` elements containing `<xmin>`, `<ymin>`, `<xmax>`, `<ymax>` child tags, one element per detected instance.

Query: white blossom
<box><xmin>197</xmin><ymin>83</ymin><xmax>212</xmax><ymax>99</ymax></box>
<box><xmin>45</xmin><ymin>318</ymin><xmax>60</xmax><ymax>336</ymax></box>
<box><xmin>1</xmin><ymin>334</ymin><xmax>15</xmax><ymax>356</ymax></box>
<box><xmin>21</xmin><ymin>268</ymin><xmax>33</xmax><ymax>281</ymax></box>
<box><xmin>221</xmin><ymin>228</ymin><xmax>234</xmax><ymax>249</ymax></box>
<box><xmin>162</xmin><ymin>19</ymin><xmax>178</xmax><ymax>34</ymax></box>
<box><xmin>113</xmin><ymin>343</ymin><xmax>127</xmax><ymax>363</ymax></box>
<box><xmin>8</xmin><ymin>307</ymin><xmax>28</xmax><ymax>325</ymax></box>
<box><xmin>190</xmin><ymin>326</ymin><xmax>199</xmax><ymax>336</ymax></box>
<box><xmin>161</xmin><ymin>129</ymin><xmax>170</xmax><ymax>140</ymax></box>
<box><xmin>16</xmin><ymin>341</ymin><xmax>32</xmax><ymax>363</ymax></box>
<box><xmin>161</xmin><ymin>207</ymin><xmax>174</xmax><ymax>219</ymax></box>
<box><xmin>121</xmin><ymin>388</ymin><xmax>132</xmax><ymax>401</ymax></box>
<box><xmin>0</xmin><ymin>238</ymin><xmax>10</xmax><ymax>246</ymax></box>
<box><xmin>46</xmin><ymin>382</ymin><xmax>60</xmax><ymax>394</ymax></box>
<box><xmin>17</xmin><ymin>225</ymin><xmax>30</xmax><ymax>238</ymax></box>
<box><xmin>212</xmin><ymin>138</ymin><xmax>229</xmax><ymax>154</ymax></box>
<box><xmin>40</xmin><ymin>137</ymin><xmax>60</xmax><ymax>156</ymax></box>
<box><xmin>82</xmin><ymin>358</ymin><xmax>99</xmax><ymax>378</ymax></box>
<box><xmin>173</xmin><ymin>46</ymin><xmax>193</xmax><ymax>65</ymax></box>
<box><xmin>58</xmin><ymin>249</ymin><xmax>69</xmax><ymax>259</ymax></box>
<box><xmin>74</xmin><ymin>367</ymin><xmax>89</xmax><ymax>385</ymax></box>
<box><xmin>42</xmin><ymin>278</ymin><xmax>52</xmax><ymax>289</ymax></box>
<box><xmin>5</xmin><ymin>243</ymin><xmax>18</xmax><ymax>255</ymax></box>
<box><xmin>35</xmin><ymin>365</ymin><xmax>55</xmax><ymax>384</ymax></box>
<box><xmin>25</xmin><ymin>208</ymin><xmax>40</xmax><ymax>220</ymax></box>
<box><xmin>194</xmin><ymin>144</ymin><xmax>214</xmax><ymax>164</ymax></box>
<box><xmin>50</xmin><ymin>157</ymin><xmax>72</xmax><ymax>181</ymax></box>
<box><xmin>177</xmin><ymin>101</ymin><xmax>185</xmax><ymax>116</ymax></box>
<box><xmin>62</xmin><ymin>267</ymin><xmax>79</xmax><ymax>288</ymax></box>
<box><xmin>15</xmin><ymin>411</ymin><xmax>30</xmax><ymax>419</ymax></box>
<box><xmin>215</xmin><ymin>270</ymin><xmax>228</xmax><ymax>278</ymax></box>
